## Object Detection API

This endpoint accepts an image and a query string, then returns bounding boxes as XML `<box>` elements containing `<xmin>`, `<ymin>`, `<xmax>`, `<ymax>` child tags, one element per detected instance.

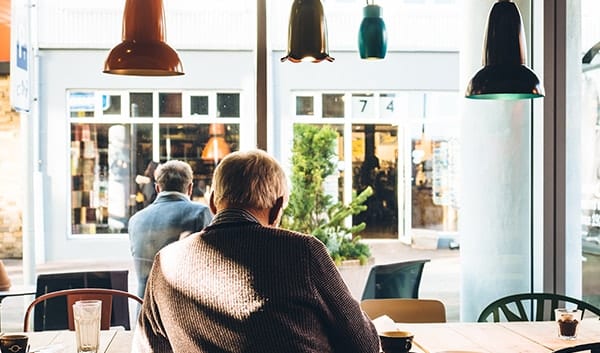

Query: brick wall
<box><xmin>0</xmin><ymin>75</ymin><xmax>23</xmax><ymax>258</ymax></box>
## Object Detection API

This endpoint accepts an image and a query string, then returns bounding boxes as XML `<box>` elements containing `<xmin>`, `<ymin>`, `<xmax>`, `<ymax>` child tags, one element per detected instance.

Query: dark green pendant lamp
<box><xmin>465</xmin><ymin>0</ymin><xmax>544</xmax><ymax>100</ymax></box>
<box><xmin>358</xmin><ymin>1</ymin><xmax>387</xmax><ymax>60</ymax></box>
<box><xmin>281</xmin><ymin>0</ymin><xmax>334</xmax><ymax>63</ymax></box>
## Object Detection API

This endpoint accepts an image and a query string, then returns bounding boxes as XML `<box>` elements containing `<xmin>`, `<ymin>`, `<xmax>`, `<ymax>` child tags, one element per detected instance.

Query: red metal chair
<box><xmin>23</xmin><ymin>288</ymin><xmax>142</xmax><ymax>332</ymax></box>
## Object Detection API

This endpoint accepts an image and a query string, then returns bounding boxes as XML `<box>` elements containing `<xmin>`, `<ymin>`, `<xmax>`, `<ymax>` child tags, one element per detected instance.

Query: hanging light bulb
<box><xmin>103</xmin><ymin>0</ymin><xmax>184</xmax><ymax>76</ymax></box>
<box><xmin>358</xmin><ymin>0</ymin><xmax>387</xmax><ymax>60</ymax></box>
<box><xmin>465</xmin><ymin>0</ymin><xmax>544</xmax><ymax>100</ymax></box>
<box><xmin>281</xmin><ymin>0</ymin><xmax>334</xmax><ymax>63</ymax></box>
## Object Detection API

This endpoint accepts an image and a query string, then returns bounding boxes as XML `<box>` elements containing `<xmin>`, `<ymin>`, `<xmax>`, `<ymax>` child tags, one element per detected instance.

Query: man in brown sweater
<box><xmin>132</xmin><ymin>149</ymin><xmax>380</xmax><ymax>353</ymax></box>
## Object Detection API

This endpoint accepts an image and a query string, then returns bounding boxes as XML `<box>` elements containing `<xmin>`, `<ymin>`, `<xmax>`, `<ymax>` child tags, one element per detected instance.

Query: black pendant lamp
<box><xmin>358</xmin><ymin>1</ymin><xmax>387</xmax><ymax>60</ymax></box>
<box><xmin>281</xmin><ymin>0</ymin><xmax>334</xmax><ymax>63</ymax></box>
<box><xmin>465</xmin><ymin>0</ymin><xmax>543</xmax><ymax>100</ymax></box>
<box><xmin>104</xmin><ymin>0</ymin><xmax>184</xmax><ymax>76</ymax></box>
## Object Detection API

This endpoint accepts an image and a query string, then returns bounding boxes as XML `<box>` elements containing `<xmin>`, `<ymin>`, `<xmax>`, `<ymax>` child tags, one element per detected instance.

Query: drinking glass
<box><xmin>73</xmin><ymin>299</ymin><xmax>102</xmax><ymax>353</ymax></box>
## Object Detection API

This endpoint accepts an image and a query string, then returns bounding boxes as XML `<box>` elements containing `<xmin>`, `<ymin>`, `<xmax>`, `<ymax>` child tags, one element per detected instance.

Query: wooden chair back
<box><xmin>34</xmin><ymin>270</ymin><xmax>130</xmax><ymax>330</ymax></box>
<box><xmin>360</xmin><ymin>298</ymin><xmax>447</xmax><ymax>323</ymax></box>
<box><xmin>23</xmin><ymin>288</ymin><xmax>143</xmax><ymax>332</ymax></box>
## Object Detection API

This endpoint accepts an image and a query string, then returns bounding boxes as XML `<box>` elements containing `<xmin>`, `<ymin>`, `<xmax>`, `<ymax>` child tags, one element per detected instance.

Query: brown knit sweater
<box><xmin>132</xmin><ymin>209</ymin><xmax>380</xmax><ymax>353</ymax></box>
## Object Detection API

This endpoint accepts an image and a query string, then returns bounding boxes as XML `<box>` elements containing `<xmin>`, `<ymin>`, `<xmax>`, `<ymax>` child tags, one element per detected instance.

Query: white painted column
<box><xmin>459</xmin><ymin>0</ymin><xmax>533</xmax><ymax>321</ymax></box>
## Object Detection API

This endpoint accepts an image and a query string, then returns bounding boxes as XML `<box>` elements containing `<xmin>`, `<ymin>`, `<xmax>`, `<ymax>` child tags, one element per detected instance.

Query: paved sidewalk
<box><xmin>0</xmin><ymin>240</ymin><xmax>460</xmax><ymax>332</ymax></box>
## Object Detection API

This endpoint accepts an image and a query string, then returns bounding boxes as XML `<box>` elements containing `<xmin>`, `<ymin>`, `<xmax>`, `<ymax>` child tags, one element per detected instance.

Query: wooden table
<box><xmin>19</xmin><ymin>329</ymin><xmax>133</xmax><ymax>353</ymax></box>
<box><xmin>399</xmin><ymin>320</ymin><xmax>600</xmax><ymax>353</ymax></box>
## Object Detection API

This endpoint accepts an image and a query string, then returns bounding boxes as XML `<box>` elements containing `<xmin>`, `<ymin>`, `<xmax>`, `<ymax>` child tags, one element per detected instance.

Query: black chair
<box><xmin>361</xmin><ymin>259</ymin><xmax>430</xmax><ymax>300</ymax></box>
<box><xmin>553</xmin><ymin>342</ymin><xmax>600</xmax><ymax>353</ymax></box>
<box><xmin>477</xmin><ymin>292</ymin><xmax>600</xmax><ymax>322</ymax></box>
<box><xmin>33</xmin><ymin>270</ymin><xmax>132</xmax><ymax>331</ymax></box>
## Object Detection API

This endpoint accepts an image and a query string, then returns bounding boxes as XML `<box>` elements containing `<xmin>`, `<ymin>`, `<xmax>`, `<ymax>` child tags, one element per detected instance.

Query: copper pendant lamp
<box><xmin>465</xmin><ymin>0</ymin><xmax>544</xmax><ymax>100</ymax></box>
<box><xmin>103</xmin><ymin>0</ymin><xmax>184</xmax><ymax>76</ymax></box>
<box><xmin>281</xmin><ymin>0</ymin><xmax>334</xmax><ymax>63</ymax></box>
<box><xmin>202</xmin><ymin>124</ymin><xmax>231</xmax><ymax>165</ymax></box>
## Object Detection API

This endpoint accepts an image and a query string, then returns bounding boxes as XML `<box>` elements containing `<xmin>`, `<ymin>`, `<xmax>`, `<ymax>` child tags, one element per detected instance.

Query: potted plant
<box><xmin>282</xmin><ymin>124</ymin><xmax>373</xmax><ymax>265</ymax></box>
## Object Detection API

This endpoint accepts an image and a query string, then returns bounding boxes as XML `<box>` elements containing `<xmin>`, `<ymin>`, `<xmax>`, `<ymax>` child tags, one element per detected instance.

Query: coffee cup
<box><xmin>0</xmin><ymin>334</ymin><xmax>29</xmax><ymax>353</ymax></box>
<box><xmin>379</xmin><ymin>330</ymin><xmax>414</xmax><ymax>353</ymax></box>
<box><xmin>555</xmin><ymin>308</ymin><xmax>582</xmax><ymax>340</ymax></box>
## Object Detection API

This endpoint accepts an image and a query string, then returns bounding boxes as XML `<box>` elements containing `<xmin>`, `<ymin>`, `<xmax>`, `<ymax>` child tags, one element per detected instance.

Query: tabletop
<box><xmin>22</xmin><ymin>329</ymin><xmax>133</xmax><ymax>353</ymax></box>
<box><xmin>400</xmin><ymin>319</ymin><xmax>600</xmax><ymax>353</ymax></box>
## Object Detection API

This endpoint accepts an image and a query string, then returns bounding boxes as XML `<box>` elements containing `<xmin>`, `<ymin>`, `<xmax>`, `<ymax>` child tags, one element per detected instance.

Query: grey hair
<box><xmin>212</xmin><ymin>150</ymin><xmax>288</xmax><ymax>210</ymax></box>
<box><xmin>155</xmin><ymin>160</ymin><xmax>193</xmax><ymax>193</ymax></box>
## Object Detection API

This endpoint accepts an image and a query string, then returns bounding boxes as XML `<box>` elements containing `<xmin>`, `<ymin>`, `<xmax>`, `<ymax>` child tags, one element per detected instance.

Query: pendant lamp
<box><xmin>103</xmin><ymin>0</ymin><xmax>184</xmax><ymax>76</ymax></box>
<box><xmin>281</xmin><ymin>0</ymin><xmax>334</xmax><ymax>63</ymax></box>
<box><xmin>465</xmin><ymin>0</ymin><xmax>544</xmax><ymax>100</ymax></box>
<box><xmin>358</xmin><ymin>1</ymin><xmax>387</xmax><ymax>60</ymax></box>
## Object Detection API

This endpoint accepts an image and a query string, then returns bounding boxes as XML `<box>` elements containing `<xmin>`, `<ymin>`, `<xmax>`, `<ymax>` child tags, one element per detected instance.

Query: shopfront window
<box><xmin>292</xmin><ymin>91</ymin><xmax>458</xmax><ymax>240</ymax></box>
<box><xmin>68</xmin><ymin>90</ymin><xmax>241</xmax><ymax>235</ymax></box>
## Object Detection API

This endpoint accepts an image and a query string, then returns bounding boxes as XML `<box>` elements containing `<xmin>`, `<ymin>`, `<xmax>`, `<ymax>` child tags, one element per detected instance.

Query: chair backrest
<box><xmin>33</xmin><ymin>270</ymin><xmax>131</xmax><ymax>331</ymax></box>
<box><xmin>552</xmin><ymin>342</ymin><xmax>600</xmax><ymax>353</ymax></box>
<box><xmin>23</xmin><ymin>288</ymin><xmax>143</xmax><ymax>332</ymax></box>
<box><xmin>360</xmin><ymin>298</ymin><xmax>447</xmax><ymax>323</ymax></box>
<box><xmin>361</xmin><ymin>259</ymin><xmax>430</xmax><ymax>300</ymax></box>
<box><xmin>477</xmin><ymin>292</ymin><xmax>600</xmax><ymax>322</ymax></box>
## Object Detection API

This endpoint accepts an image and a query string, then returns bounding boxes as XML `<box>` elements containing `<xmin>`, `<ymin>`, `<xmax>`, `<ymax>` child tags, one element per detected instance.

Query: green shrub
<box><xmin>282</xmin><ymin>124</ymin><xmax>372</xmax><ymax>264</ymax></box>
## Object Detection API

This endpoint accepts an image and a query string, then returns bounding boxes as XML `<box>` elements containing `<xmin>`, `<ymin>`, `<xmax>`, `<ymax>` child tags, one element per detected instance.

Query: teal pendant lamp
<box><xmin>281</xmin><ymin>0</ymin><xmax>334</xmax><ymax>63</ymax></box>
<box><xmin>465</xmin><ymin>0</ymin><xmax>544</xmax><ymax>100</ymax></box>
<box><xmin>358</xmin><ymin>1</ymin><xmax>387</xmax><ymax>60</ymax></box>
<box><xmin>104</xmin><ymin>0</ymin><xmax>184</xmax><ymax>76</ymax></box>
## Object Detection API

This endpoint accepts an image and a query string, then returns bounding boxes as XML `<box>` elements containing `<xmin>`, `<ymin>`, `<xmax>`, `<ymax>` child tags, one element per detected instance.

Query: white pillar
<box><xmin>459</xmin><ymin>0</ymin><xmax>533</xmax><ymax>321</ymax></box>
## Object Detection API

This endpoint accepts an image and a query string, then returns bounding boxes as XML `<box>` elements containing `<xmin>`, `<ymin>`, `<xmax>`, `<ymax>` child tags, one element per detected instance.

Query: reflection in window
<box><xmin>69</xmin><ymin>92</ymin><xmax>95</xmax><ymax>118</ymax></box>
<box><xmin>102</xmin><ymin>95</ymin><xmax>121</xmax><ymax>115</ymax></box>
<box><xmin>217</xmin><ymin>93</ymin><xmax>240</xmax><ymax>117</ymax></box>
<box><xmin>323</xmin><ymin>94</ymin><xmax>345</xmax><ymax>118</ymax></box>
<box><xmin>296</xmin><ymin>96</ymin><xmax>314</xmax><ymax>115</ymax></box>
<box><xmin>159</xmin><ymin>93</ymin><xmax>182</xmax><ymax>118</ymax></box>
<box><xmin>191</xmin><ymin>95</ymin><xmax>209</xmax><ymax>115</ymax></box>
<box><xmin>70</xmin><ymin>123</ymin><xmax>152</xmax><ymax>235</ymax></box>
<box><xmin>352</xmin><ymin>124</ymin><xmax>399</xmax><ymax>238</ymax></box>
<box><xmin>159</xmin><ymin>123</ymin><xmax>240</xmax><ymax>201</ymax></box>
<box><xmin>410</xmin><ymin>122</ymin><xmax>458</xmax><ymax>234</ymax></box>
<box><xmin>130</xmin><ymin>93</ymin><xmax>153</xmax><ymax>117</ymax></box>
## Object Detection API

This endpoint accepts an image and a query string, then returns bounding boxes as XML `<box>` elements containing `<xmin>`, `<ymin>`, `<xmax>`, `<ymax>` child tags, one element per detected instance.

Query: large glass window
<box><xmin>292</xmin><ymin>91</ymin><xmax>459</xmax><ymax>240</ymax></box>
<box><xmin>68</xmin><ymin>90</ymin><xmax>241</xmax><ymax>235</ymax></box>
<box><xmin>580</xmin><ymin>0</ymin><xmax>600</xmax><ymax>307</ymax></box>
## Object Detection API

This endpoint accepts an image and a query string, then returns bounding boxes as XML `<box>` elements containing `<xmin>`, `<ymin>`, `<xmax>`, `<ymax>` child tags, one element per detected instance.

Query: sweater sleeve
<box><xmin>307</xmin><ymin>237</ymin><xmax>380</xmax><ymax>353</ymax></box>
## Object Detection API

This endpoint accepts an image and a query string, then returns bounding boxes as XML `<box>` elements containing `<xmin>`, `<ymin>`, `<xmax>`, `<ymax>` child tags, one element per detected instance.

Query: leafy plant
<box><xmin>282</xmin><ymin>124</ymin><xmax>372</xmax><ymax>265</ymax></box>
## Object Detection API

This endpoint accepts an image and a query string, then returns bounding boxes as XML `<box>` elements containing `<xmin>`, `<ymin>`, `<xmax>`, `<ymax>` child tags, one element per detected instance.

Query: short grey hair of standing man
<box><xmin>154</xmin><ymin>160</ymin><xmax>194</xmax><ymax>195</ymax></box>
<box><xmin>133</xmin><ymin>149</ymin><xmax>380</xmax><ymax>353</ymax></box>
